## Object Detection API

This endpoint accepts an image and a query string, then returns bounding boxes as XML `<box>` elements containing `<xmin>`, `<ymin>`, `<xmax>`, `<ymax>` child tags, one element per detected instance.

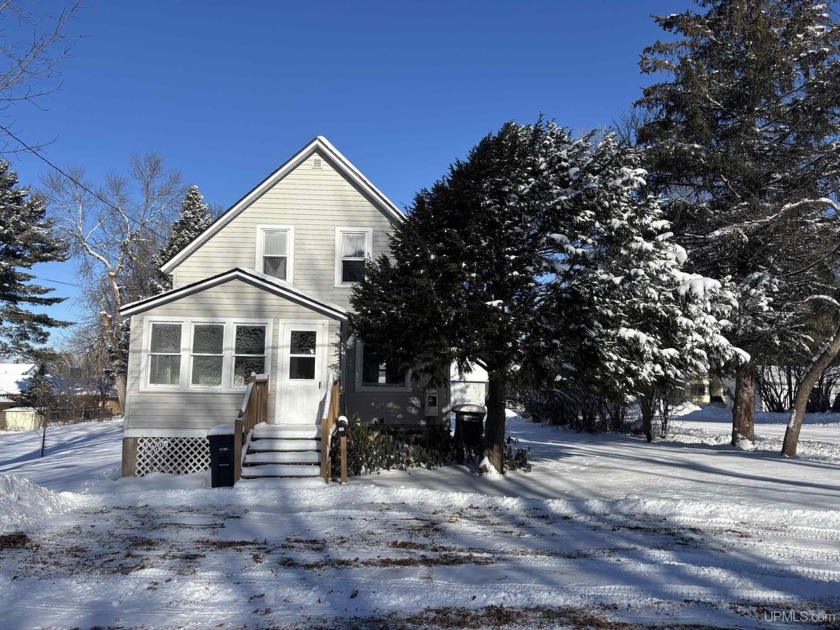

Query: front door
<box><xmin>278</xmin><ymin>321</ymin><xmax>327</xmax><ymax>424</ymax></box>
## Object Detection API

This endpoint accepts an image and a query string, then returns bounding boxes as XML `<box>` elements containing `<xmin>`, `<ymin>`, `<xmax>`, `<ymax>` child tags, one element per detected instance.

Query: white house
<box><xmin>120</xmin><ymin>137</ymin><xmax>449</xmax><ymax>478</ymax></box>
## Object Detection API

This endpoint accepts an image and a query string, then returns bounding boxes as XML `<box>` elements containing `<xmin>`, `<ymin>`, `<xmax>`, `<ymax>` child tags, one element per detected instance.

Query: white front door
<box><xmin>278</xmin><ymin>321</ymin><xmax>327</xmax><ymax>424</ymax></box>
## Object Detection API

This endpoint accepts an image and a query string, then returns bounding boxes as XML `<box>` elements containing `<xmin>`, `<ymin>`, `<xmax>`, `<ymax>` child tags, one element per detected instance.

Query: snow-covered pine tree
<box><xmin>352</xmin><ymin>120</ymin><xmax>738</xmax><ymax>472</ymax></box>
<box><xmin>0</xmin><ymin>161</ymin><xmax>69</xmax><ymax>359</ymax></box>
<box><xmin>152</xmin><ymin>185</ymin><xmax>213</xmax><ymax>293</ymax></box>
<box><xmin>636</xmin><ymin>0</ymin><xmax>840</xmax><ymax>447</ymax></box>
<box><xmin>539</xmin><ymin>133</ymin><xmax>742</xmax><ymax>438</ymax></box>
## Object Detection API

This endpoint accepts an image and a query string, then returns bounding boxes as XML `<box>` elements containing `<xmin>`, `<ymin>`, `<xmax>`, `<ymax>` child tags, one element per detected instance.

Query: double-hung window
<box><xmin>257</xmin><ymin>225</ymin><xmax>294</xmax><ymax>282</ymax></box>
<box><xmin>191</xmin><ymin>324</ymin><xmax>224</xmax><ymax>386</ymax></box>
<box><xmin>233</xmin><ymin>325</ymin><xmax>267</xmax><ymax>386</ymax></box>
<box><xmin>335</xmin><ymin>228</ymin><xmax>372</xmax><ymax>286</ymax></box>
<box><xmin>148</xmin><ymin>323</ymin><xmax>182</xmax><ymax>386</ymax></box>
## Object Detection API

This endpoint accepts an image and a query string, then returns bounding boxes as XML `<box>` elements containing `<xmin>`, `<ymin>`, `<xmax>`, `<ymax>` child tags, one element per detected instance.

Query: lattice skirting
<box><xmin>135</xmin><ymin>436</ymin><xmax>210</xmax><ymax>476</ymax></box>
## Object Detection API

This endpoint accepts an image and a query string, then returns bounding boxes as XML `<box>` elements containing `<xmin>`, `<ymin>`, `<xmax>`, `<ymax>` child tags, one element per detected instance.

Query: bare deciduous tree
<box><xmin>42</xmin><ymin>152</ymin><xmax>183</xmax><ymax>408</ymax></box>
<box><xmin>0</xmin><ymin>0</ymin><xmax>80</xmax><ymax>152</ymax></box>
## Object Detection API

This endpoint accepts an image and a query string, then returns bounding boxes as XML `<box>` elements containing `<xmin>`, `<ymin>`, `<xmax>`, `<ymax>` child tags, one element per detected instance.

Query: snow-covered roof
<box><xmin>0</xmin><ymin>363</ymin><xmax>36</xmax><ymax>375</ymax></box>
<box><xmin>120</xmin><ymin>267</ymin><xmax>349</xmax><ymax>321</ymax></box>
<box><xmin>0</xmin><ymin>363</ymin><xmax>36</xmax><ymax>396</ymax></box>
<box><xmin>160</xmin><ymin>136</ymin><xmax>405</xmax><ymax>275</ymax></box>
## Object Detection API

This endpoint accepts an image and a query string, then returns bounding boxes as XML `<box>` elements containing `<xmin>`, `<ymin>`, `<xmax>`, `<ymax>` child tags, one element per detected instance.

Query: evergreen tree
<box><xmin>152</xmin><ymin>185</ymin><xmax>213</xmax><ymax>293</ymax></box>
<box><xmin>636</xmin><ymin>0</ymin><xmax>840</xmax><ymax>446</ymax></box>
<box><xmin>352</xmin><ymin>121</ymin><xmax>738</xmax><ymax>472</ymax></box>
<box><xmin>0</xmin><ymin>160</ymin><xmax>69</xmax><ymax>359</ymax></box>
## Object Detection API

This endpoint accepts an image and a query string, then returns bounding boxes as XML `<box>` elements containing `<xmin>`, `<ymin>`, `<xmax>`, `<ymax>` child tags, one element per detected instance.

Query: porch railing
<box><xmin>320</xmin><ymin>375</ymin><xmax>343</xmax><ymax>483</ymax></box>
<box><xmin>233</xmin><ymin>373</ymin><xmax>269</xmax><ymax>483</ymax></box>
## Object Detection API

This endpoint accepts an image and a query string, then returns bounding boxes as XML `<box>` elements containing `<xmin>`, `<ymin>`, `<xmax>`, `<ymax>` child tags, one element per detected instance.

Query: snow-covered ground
<box><xmin>1</xmin><ymin>411</ymin><xmax>839</xmax><ymax>629</ymax></box>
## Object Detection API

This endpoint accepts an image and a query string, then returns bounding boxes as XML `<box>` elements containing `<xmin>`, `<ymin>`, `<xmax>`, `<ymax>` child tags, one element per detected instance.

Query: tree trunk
<box><xmin>485</xmin><ymin>370</ymin><xmax>506</xmax><ymax>474</ymax></box>
<box><xmin>115</xmin><ymin>373</ymin><xmax>127</xmax><ymax>416</ymax></box>
<box><xmin>639</xmin><ymin>393</ymin><xmax>654</xmax><ymax>442</ymax></box>
<box><xmin>732</xmin><ymin>361</ymin><xmax>756</xmax><ymax>445</ymax></box>
<box><xmin>783</xmin><ymin>324</ymin><xmax>840</xmax><ymax>456</ymax></box>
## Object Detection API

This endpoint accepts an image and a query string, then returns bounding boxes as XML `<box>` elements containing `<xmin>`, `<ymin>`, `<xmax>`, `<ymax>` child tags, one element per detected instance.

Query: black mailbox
<box><xmin>336</xmin><ymin>415</ymin><xmax>349</xmax><ymax>436</ymax></box>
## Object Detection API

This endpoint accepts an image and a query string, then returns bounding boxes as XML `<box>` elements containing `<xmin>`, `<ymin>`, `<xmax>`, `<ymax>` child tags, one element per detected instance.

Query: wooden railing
<box><xmin>234</xmin><ymin>374</ymin><xmax>269</xmax><ymax>483</ymax></box>
<box><xmin>320</xmin><ymin>376</ymin><xmax>342</xmax><ymax>483</ymax></box>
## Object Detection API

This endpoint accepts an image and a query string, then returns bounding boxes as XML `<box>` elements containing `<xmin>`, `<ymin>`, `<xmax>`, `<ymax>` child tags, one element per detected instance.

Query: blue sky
<box><xmin>4</xmin><ymin>0</ymin><xmax>691</xmax><ymax>343</ymax></box>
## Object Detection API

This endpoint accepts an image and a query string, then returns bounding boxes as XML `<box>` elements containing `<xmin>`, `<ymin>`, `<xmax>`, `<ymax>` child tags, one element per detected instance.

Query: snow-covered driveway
<box><xmin>0</xmin><ymin>413</ymin><xmax>838</xmax><ymax>629</ymax></box>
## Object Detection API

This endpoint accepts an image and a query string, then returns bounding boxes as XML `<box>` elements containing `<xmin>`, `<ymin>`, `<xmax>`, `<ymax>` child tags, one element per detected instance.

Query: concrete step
<box><xmin>240</xmin><ymin>464</ymin><xmax>321</xmax><ymax>478</ymax></box>
<box><xmin>252</xmin><ymin>423</ymin><xmax>321</xmax><ymax>440</ymax></box>
<box><xmin>248</xmin><ymin>439</ymin><xmax>320</xmax><ymax>452</ymax></box>
<box><xmin>244</xmin><ymin>451</ymin><xmax>320</xmax><ymax>465</ymax></box>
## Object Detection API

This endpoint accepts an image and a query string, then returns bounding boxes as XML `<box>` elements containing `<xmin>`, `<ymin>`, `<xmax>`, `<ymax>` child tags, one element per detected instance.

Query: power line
<box><xmin>32</xmin><ymin>275</ymin><xmax>83</xmax><ymax>288</ymax></box>
<box><xmin>0</xmin><ymin>123</ymin><xmax>170</xmax><ymax>243</ymax></box>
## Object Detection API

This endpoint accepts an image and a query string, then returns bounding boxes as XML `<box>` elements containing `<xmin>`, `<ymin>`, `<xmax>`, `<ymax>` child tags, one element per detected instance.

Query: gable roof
<box><xmin>161</xmin><ymin>136</ymin><xmax>405</xmax><ymax>274</ymax></box>
<box><xmin>120</xmin><ymin>267</ymin><xmax>349</xmax><ymax>321</ymax></box>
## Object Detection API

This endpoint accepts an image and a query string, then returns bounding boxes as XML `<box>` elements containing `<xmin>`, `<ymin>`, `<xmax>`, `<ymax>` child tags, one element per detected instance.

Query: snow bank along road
<box><xmin>0</xmin><ymin>413</ymin><xmax>839</xmax><ymax>629</ymax></box>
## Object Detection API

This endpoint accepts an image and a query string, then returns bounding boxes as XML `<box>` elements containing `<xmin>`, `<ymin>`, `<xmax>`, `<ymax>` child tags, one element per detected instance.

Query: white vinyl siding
<box><xmin>169</xmin><ymin>152</ymin><xmax>397</xmax><ymax>310</ymax></box>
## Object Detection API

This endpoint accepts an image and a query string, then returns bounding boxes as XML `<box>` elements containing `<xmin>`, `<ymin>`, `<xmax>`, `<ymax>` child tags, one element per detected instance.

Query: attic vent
<box><xmin>313</xmin><ymin>157</ymin><xmax>322</xmax><ymax>169</ymax></box>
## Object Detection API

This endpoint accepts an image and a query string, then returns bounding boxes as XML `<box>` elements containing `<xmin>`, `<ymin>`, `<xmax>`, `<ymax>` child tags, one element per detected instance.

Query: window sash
<box><xmin>258</xmin><ymin>226</ymin><xmax>292</xmax><ymax>281</ymax></box>
<box><xmin>233</xmin><ymin>325</ymin><xmax>266</xmax><ymax>386</ymax></box>
<box><xmin>148</xmin><ymin>323</ymin><xmax>182</xmax><ymax>385</ymax></box>
<box><xmin>337</xmin><ymin>228</ymin><xmax>370</xmax><ymax>286</ymax></box>
<box><xmin>360</xmin><ymin>344</ymin><xmax>406</xmax><ymax>387</ymax></box>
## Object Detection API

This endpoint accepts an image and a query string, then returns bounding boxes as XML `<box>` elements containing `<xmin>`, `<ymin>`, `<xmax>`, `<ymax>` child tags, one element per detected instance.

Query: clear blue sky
<box><xmin>4</xmin><ymin>0</ymin><xmax>691</xmax><ymax>343</ymax></box>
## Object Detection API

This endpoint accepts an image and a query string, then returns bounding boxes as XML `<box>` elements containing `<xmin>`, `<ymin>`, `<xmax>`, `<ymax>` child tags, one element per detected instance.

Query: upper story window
<box><xmin>335</xmin><ymin>227</ymin><xmax>372</xmax><ymax>287</ymax></box>
<box><xmin>256</xmin><ymin>225</ymin><xmax>294</xmax><ymax>282</ymax></box>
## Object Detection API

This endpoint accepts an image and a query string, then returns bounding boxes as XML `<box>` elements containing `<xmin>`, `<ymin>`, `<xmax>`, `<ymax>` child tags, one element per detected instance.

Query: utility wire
<box><xmin>32</xmin><ymin>275</ymin><xmax>83</xmax><ymax>288</ymax></box>
<box><xmin>0</xmin><ymin>123</ymin><xmax>170</xmax><ymax>243</ymax></box>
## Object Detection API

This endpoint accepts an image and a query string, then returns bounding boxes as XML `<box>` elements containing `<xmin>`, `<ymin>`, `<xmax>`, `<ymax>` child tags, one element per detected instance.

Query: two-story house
<box><xmin>119</xmin><ymin>137</ymin><xmax>448</xmax><ymax>478</ymax></box>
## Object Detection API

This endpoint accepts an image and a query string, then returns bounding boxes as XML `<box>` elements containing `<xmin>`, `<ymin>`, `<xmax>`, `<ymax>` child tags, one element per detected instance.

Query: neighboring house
<box><xmin>0</xmin><ymin>363</ymin><xmax>37</xmax><ymax>430</ymax></box>
<box><xmin>0</xmin><ymin>363</ymin><xmax>36</xmax><ymax>412</ymax></box>
<box><xmin>120</xmin><ymin>137</ymin><xmax>449</xmax><ymax>477</ymax></box>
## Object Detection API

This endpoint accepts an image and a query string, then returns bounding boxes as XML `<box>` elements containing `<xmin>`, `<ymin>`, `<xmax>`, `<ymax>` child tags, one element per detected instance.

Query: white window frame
<box><xmin>354</xmin><ymin>340</ymin><xmax>411</xmax><ymax>392</ymax></box>
<box><xmin>335</xmin><ymin>227</ymin><xmax>373</xmax><ymax>288</ymax></box>
<box><xmin>140</xmin><ymin>316</ymin><xmax>273</xmax><ymax>392</ymax></box>
<box><xmin>256</xmin><ymin>225</ymin><xmax>294</xmax><ymax>283</ymax></box>
<box><xmin>145</xmin><ymin>321</ymin><xmax>184</xmax><ymax>389</ymax></box>
<box><xmin>232</xmin><ymin>323</ymin><xmax>269</xmax><ymax>388</ymax></box>
<box><xmin>189</xmin><ymin>322</ymin><xmax>226</xmax><ymax>388</ymax></box>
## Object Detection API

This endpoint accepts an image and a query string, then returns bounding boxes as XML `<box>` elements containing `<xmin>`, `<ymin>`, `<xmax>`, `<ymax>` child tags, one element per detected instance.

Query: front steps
<box><xmin>240</xmin><ymin>423</ymin><xmax>322</xmax><ymax>480</ymax></box>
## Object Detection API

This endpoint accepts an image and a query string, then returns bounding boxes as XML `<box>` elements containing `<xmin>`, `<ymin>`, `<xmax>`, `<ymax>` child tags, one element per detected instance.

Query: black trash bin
<box><xmin>208</xmin><ymin>424</ymin><xmax>236</xmax><ymax>488</ymax></box>
<box><xmin>453</xmin><ymin>404</ymin><xmax>486</xmax><ymax>463</ymax></box>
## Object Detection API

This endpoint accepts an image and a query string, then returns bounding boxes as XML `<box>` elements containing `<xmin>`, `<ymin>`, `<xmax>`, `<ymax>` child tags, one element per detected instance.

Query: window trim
<box><xmin>189</xmin><ymin>322</ymin><xmax>225</xmax><ymax>388</ymax></box>
<box><xmin>146</xmin><ymin>322</ymin><xmax>183</xmax><ymax>388</ymax></box>
<box><xmin>256</xmin><ymin>224</ymin><xmax>294</xmax><ymax>283</ymax></box>
<box><xmin>140</xmin><ymin>316</ymin><xmax>273</xmax><ymax>392</ymax></box>
<box><xmin>232</xmin><ymin>323</ymin><xmax>268</xmax><ymax>387</ymax></box>
<box><xmin>335</xmin><ymin>227</ymin><xmax>372</xmax><ymax>288</ymax></box>
<box><xmin>354</xmin><ymin>340</ymin><xmax>411</xmax><ymax>392</ymax></box>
